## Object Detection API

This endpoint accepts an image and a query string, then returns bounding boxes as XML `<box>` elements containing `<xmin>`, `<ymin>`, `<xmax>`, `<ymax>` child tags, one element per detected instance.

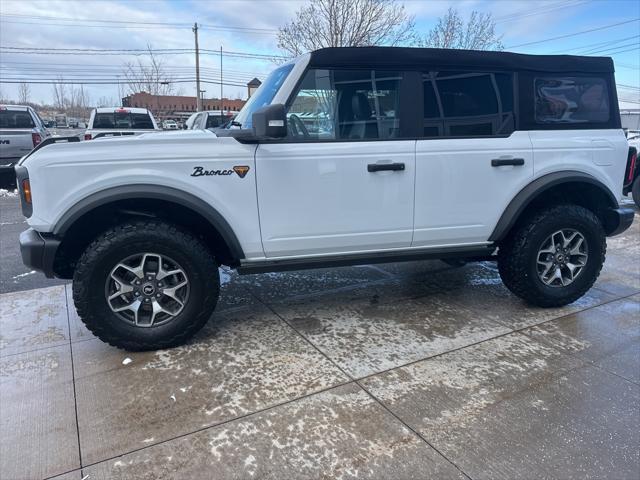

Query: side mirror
<box><xmin>252</xmin><ymin>104</ymin><xmax>287</xmax><ymax>139</ymax></box>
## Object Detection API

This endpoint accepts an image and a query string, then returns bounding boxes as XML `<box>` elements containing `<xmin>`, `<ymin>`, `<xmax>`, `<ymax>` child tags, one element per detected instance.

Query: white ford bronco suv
<box><xmin>16</xmin><ymin>47</ymin><xmax>636</xmax><ymax>351</ymax></box>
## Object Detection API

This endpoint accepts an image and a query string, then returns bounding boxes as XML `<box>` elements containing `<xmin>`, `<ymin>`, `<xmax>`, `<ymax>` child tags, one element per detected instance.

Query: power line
<box><xmin>506</xmin><ymin>18</ymin><xmax>640</xmax><ymax>48</ymax></box>
<box><xmin>553</xmin><ymin>34</ymin><xmax>640</xmax><ymax>54</ymax></box>
<box><xmin>494</xmin><ymin>0</ymin><xmax>589</xmax><ymax>24</ymax></box>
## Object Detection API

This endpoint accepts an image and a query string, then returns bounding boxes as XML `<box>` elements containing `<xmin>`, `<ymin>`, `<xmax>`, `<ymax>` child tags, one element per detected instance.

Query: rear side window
<box><xmin>0</xmin><ymin>110</ymin><xmax>35</xmax><ymax>128</ymax></box>
<box><xmin>422</xmin><ymin>71</ymin><xmax>515</xmax><ymax>138</ymax></box>
<box><xmin>534</xmin><ymin>76</ymin><xmax>609</xmax><ymax>124</ymax></box>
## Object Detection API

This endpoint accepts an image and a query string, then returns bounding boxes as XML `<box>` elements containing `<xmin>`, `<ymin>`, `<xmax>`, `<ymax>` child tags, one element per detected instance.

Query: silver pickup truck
<box><xmin>0</xmin><ymin>105</ymin><xmax>50</xmax><ymax>184</ymax></box>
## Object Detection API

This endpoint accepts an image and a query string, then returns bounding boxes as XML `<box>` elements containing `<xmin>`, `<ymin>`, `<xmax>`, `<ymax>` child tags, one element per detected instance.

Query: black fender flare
<box><xmin>53</xmin><ymin>184</ymin><xmax>245</xmax><ymax>260</ymax></box>
<box><xmin>489</xmin><ymin>171</ymin><xmax>618</xmax><ymax>242</ymax></box>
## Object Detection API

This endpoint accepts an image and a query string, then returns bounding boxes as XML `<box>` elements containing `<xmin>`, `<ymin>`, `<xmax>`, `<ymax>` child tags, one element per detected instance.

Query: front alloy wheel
<box><xmin>73</xmin><ymin>220</ymin><xmax>220</xmax><ymax>351</ymax></box>
<box><xmin>106</xmin><ymin>253</ymin><xmax>190</xmax><ymax>327</ymax></box>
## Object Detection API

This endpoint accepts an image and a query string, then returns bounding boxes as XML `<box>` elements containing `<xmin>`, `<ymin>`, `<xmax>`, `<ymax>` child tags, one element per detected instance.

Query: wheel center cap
<box><xmin>142</xmin><ymin>283</ymin><xmax>155</xmax><ymax>295</ymax></box>
<box><xmin>556</xmin><ymin>254</ymin><xmax>564</xmax><ymax>263</ymax></box>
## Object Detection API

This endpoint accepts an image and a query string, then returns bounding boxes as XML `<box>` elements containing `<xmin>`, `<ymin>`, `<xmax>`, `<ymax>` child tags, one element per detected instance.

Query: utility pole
<box><xmin>220</xmin><ymin>46</ymin><xmax>224</xmax><ymax>124</ymax></box>
<box><xmin>193</xmin><ymin>22</ymin><xmax>202</xmax><ymax>112</ymax></box>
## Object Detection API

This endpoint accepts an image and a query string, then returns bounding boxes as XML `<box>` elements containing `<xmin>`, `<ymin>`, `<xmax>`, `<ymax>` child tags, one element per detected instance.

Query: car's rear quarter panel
<box><xmin>530</xmin><ymin>129</ymin><xmax>629</xmax><ymax>200</ymax></box>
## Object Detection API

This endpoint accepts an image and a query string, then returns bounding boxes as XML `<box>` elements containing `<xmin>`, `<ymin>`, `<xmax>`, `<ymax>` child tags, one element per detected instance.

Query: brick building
<box><xmin>122</xmin><ymin>92</ymin><xmax>246</xmax><ymax>121</ymax></box>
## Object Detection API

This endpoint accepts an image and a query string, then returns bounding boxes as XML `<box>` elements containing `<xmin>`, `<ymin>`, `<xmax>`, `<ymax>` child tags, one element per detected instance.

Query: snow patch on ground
<box><xmin>0</xmin><ymin>189</ymin><xmax>18</xmax><ymax>198</ymax></box>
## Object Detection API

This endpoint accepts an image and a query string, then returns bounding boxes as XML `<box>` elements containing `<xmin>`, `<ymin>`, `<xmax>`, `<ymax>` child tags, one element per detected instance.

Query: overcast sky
<box><xmin>0</xmin><ymin>0</ymin><xmax>638</xmax><ymax>107</ymax></box>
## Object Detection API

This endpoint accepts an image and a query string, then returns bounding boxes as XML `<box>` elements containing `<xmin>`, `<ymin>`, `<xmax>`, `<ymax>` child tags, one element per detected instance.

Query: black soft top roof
<box><xmin>308</xmin><ymin>47</ymin><xmax>614</xmax><ymax>73</ymax></box>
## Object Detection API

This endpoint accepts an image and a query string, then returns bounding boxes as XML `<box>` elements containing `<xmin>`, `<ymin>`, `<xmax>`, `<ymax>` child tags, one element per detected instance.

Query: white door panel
<box><xmin>413</xmin><ymin>131</ymin><xmax>533</xmax><ymax>246</ymax></box>
<box><xmin>256</xmin><ymin>141</ymin><xmax>416</xmax><ymax>257</ymax></box>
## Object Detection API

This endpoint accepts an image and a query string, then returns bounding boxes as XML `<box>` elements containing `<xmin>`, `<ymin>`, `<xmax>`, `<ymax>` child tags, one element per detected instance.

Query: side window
<box><xmin>422</xmin><ymin>71</ymin><xmax>515</xmax><ymax>138</ymax></box>
<box><xmin>534</xmin><ymin>76</ymin><xmax>609</xmax><ymax>124</ymax></box>
<box><xmin>286</xmin><ymin>69</ymin><xmax>403</xmax><ymax>140</ymax></box>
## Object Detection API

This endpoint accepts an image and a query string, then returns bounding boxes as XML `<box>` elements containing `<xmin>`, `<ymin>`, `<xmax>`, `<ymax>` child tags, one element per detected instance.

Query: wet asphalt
<box><xmin>0</xmin><ymin>196</ymin><xmax>638</xmax><ymax>479</ymax></box>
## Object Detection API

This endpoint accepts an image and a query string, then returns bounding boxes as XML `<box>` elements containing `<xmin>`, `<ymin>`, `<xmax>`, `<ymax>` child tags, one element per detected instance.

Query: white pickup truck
<box><xmin>0</xmin><ymin>105</ymin><xmax>50</xmax><ymax>183</ymax></box>
<box><xmin>83</xmin><ymin>107</ymin><xmax>160</xmax><ymax>140</ymax></box>
<box><xmin>16</xmin><ymin>47</ymin><xmax>636</xmax><ymax>351</ymax></box>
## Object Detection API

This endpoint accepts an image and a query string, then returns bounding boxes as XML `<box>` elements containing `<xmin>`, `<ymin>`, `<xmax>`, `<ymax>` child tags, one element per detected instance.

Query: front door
<box><xmin>255</xmin><ymin>68</ymin><xmax>416</xmax><ymax>257</ymax></box>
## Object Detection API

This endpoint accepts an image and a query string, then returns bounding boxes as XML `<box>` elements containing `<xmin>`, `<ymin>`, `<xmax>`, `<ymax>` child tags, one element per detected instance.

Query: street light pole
<box><xmin>193</xmin><ymin>22</ymin><xmax>202</xmax><ymax>112</ymax></box>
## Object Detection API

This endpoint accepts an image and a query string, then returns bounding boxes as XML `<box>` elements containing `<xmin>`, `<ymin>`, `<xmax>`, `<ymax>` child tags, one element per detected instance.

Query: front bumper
<box><xmin>19</xmin><ymin>229</ymin><xmax>61</xmax><ymax>278</ymax></box>
<box><xmin>605</xmin><ymin>207</ymin><xmax>635</xmax><ymax>237</ymax></box>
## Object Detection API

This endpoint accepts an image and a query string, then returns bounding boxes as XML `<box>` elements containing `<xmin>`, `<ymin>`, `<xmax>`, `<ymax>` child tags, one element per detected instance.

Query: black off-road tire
<box><xmin>497</xmin><ymin>204</ymin><xmax>606</xmax><ymax>307</ymax></box>
<box><xmin>632</xmin><ymin>177</ymin><xmax>640</xmax><ymax>209</ymax></box>
<box><xmin>73</xmin><ymin>220</ymin><xmax>219</xmax><ymax>350</ymax></box>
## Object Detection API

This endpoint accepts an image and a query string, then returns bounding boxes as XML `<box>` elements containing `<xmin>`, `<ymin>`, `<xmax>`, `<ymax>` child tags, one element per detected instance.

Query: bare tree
<box><xmin>18</xmin><ymin>82</ymin><xmax>31</xmax><ymax>104</ymax></box>
<box><xmin>96</xmin><ymin>96</ymin><xmax>117</xmax><ymax>107</ymax></box>
<box><xmin>52</xmin><ymin>77</ymin><xmax>68</xmax><ymax>110</ymax></box>
<box><xmin>122</xmin><ymin>44</ymin><xmax>176</xmax><ymax>96</ymax></box>
<box><xmin>422</xmin><ymin>8</ymin><xmax>503</xmax><ymax>51</ymax></box>
<box><xmin>277</xmin><ymin>0</ymin><xmax>416</xmax><ymax>57</ymax></box>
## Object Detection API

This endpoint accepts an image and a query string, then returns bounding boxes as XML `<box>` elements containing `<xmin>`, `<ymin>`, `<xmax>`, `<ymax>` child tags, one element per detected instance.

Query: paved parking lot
<box><xmin>0</xmin><ymin>205</ymin><xmax>638</xmax><ymax>479</ymax></box>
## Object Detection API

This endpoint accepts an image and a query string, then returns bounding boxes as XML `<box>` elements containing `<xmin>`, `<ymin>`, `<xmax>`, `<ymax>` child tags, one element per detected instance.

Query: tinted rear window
<box><xmin>534</xmin><ymin>76</ymin><xmax>610</xmax><ymax>124</ymax></box>
<box><xmin>93</xmin><ymin>112</ymin><xmax>154</xmax><ymax>129</ymax></box>
<box><xmin>0</xmin><ymin>110</ymin><xmax>35</xmax><ymax>128</ymax></box>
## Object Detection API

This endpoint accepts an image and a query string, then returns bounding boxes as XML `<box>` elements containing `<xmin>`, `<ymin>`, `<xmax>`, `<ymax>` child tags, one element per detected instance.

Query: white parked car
<box><xmin>16</xmin><ymin>47</ymin><xmax>635</xmax><ymax>350</ymax></box>
<box><xmin>84</xmin><ymin>107</ymin><xmax>159</xmax><ymax>140</ymax></box>
<box><xmin>186</xmin><ymin>111</ymin><xmax>236</xmax><ymax>130</ymax></box>
<box><xmin>162</xmin><ymin>120</ymin><xmax>178</xmax><ymax>130</ymax></box>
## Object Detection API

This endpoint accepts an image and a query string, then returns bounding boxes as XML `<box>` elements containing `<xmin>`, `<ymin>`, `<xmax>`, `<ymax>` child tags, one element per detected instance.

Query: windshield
<box><xmin>234</xmin><ymin>63</ymin><xmax>294</xmax><ymax>129</ymax></box>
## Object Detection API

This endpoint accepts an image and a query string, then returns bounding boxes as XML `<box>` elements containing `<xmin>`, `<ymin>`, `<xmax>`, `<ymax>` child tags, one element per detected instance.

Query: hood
<box><xmin>21</xmin><ymin>129</ymin><xmax>227</xmax><ymax>167</ymax></box>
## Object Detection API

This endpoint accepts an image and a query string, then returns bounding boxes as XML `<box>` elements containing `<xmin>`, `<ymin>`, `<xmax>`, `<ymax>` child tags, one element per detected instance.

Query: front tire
<box><xmin>497</xmin><ymin>205</ymin><xmax>605</xmax><ymax>307</ymax></box>
<box><xmin>73</xmin><ymin>220</ymin><xmax>219</xmax><ymax>350</ymax></box>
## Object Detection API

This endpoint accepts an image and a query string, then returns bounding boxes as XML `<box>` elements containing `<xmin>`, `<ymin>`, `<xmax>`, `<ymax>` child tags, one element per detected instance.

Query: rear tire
<box><xmin>497</xmin><ymin>205</ymin><xmax>605</xmax><ymax>307</ymax></box>
<box><xmin>632</xmin><ymin>177</ymin><xmax>640</xmax><ymax>209</ymax></box>
<box><xmin>73</xmin><ymin>220</ymin><xmax>219</xmax><ymax>350</ymax></box>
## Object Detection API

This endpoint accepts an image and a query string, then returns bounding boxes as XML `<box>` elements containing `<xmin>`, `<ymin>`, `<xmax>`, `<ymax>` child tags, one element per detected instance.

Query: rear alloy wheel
<box><xmin>535</xmin><ymin>229</ymin><xmax>588</xmax><ymax>287</ymax></box>
<box><xmin>73</xmin><ymin>220</ymin><xmax>219</xmax><ymax>350</ymax></box>
<box><xmin>498</xmin><ymin>204</ymin><xmax>605</xmax><ymax>307</ymax></box>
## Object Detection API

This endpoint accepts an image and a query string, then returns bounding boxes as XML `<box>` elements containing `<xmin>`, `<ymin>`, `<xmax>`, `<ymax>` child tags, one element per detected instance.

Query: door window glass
<box><xmin>421</xmin><ymin>71</ymin><xmax>514</xmax><ymax>137</ymax></box>
<box><xmin>534</xmin><ymin>76</ymin><xmax>609</xmax><ymax>124</ymax></box>
<box><xmin>287</xmin><ymin>69</ymin><xmax>402</xmax><ymax>140</ymax></box>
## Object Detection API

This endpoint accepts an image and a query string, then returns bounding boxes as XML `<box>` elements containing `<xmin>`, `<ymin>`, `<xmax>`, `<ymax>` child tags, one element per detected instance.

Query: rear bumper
<box><xmin>605</xmin><ymin>207</ymin><xmax>635</xmax><ymax>237</ymax></box>
<box><xmin>19</xmin><ymin>228</ymin><xmax>61</xmax><ymax>278</ymax></box>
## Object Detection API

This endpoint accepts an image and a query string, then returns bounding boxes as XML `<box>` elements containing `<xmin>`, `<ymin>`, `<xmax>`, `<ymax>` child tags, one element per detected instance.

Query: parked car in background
<box><xmin>68</xmin><ymin>118</ymin><xmax>79</xmax><ymax>128</ymax></box>
<box><xmin>0</xmin><ymin>105</ymin><xmax>50</xmax><ymax>186</ymax></box>
<box><xmin>162</xmin><ymin>119</ymin><xmax>178</xmax><ymax>130</ymax></box>
<box><xmin>185</xmin><ymin>111</ymin><xmax>236</xmax><ymax>130</ymax></box>
<box><xmin>84</xmin><ymin>107</ymin><xmax>160</xmax><ymax>140</ymax></box>
<box><xmin>55</xmin><ymin>114</ymin><xmax>68</xmax><ymax>128</ymax></box>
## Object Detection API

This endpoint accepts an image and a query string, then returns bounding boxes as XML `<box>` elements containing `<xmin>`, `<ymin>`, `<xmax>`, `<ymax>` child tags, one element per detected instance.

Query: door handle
<box><xmin>367</xmin><ymin>162</ymin><xmax>405</xmax><ymax>172</ymax></box>
<box><xmin>491</xmin><ymin>158</ymin><xmax>525</xmax><ymax>167</ymax></box>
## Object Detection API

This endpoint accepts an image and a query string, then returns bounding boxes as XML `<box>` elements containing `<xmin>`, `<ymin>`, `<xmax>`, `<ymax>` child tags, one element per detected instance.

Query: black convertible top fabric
<box><xmin>308</xmin><ymin>47</ymin><xmax>614</xmax><ymax>73</ymax></box>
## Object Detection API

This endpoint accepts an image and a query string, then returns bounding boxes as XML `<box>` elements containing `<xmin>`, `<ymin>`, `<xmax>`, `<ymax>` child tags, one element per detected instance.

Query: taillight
<box><xmin>32</xmin><ymin>132</ymin><xmax>42</xmax><ymax>147</ymax></box>
<box><xmin>84</xmin><ymin>133</ymin><xmax>92</xmax><ymax>140</ymax></box>
<box><xmin>627</xmin><ymin>149</ymin><xmax>637</xmax><ymax>183</ymax></box>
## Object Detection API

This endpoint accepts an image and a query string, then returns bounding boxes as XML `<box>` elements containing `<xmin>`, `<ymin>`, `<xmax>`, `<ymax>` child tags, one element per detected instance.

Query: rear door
<box><xmin>414</xmin><ymin>70</ymin><xmax>533</xmax><ymax>247</ymax></box>
<box><xmin>255</xmin><ymin>68</ymin><xmax>416</xmax><ymax>257</ymax></box>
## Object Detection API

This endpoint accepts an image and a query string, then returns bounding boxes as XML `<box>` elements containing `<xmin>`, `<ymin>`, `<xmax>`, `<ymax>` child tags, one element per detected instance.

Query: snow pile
<box><xmin>0</xmin><ymin>189</ymin><xmax>18</xmax><ymax>198</ymax></box>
